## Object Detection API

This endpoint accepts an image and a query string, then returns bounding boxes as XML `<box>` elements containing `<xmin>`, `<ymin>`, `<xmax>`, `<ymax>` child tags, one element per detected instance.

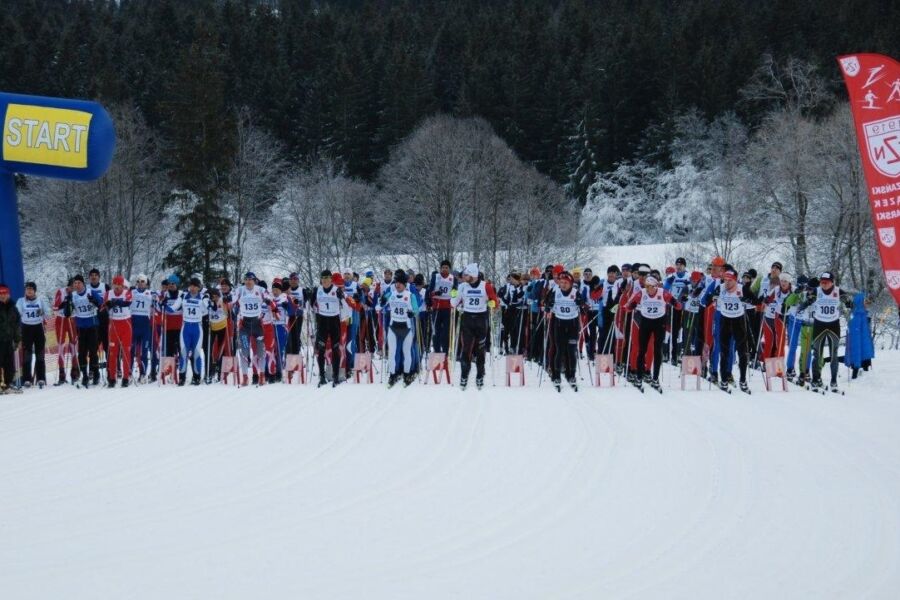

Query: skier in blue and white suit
<box><xmin>377</xmin><ymin>270</ymin><xmax>422</xmax><ymax>387</ymax></box>
<box><xmin>663</xmin><ymin>257</ymin><xmax>691</xmax><ymax>363</ymax></box>
<box><xmin>166</xmin><ymin>277</ymin><xmax>206</xmax><ymax>386</ymax></box>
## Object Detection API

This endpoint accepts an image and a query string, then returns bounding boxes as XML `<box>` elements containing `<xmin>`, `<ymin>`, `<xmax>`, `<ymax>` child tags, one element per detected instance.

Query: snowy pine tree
<box><xmin>565</xmin><ymin>111</ymin><xmax>602</xmax><ymax>206</ymax></box>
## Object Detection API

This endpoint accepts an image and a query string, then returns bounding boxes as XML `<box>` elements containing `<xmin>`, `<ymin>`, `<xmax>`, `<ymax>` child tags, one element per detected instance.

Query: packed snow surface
<box><xmin>2</xmin><ymin>355</ymin><xmax>899</xmax><ymax>599</ymax></box>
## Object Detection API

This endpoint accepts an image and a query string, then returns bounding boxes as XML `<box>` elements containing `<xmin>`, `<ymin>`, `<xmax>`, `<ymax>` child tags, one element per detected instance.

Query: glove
<box><xmin>488</xmin><ymin>299</ymin><xmax>496</xmax><ymax>309</ymax></box>
<box><xmin>406</xmin><ymin>310</ymin><xmax>415</xmax><ymax>318</ymax></box>
<box><xmin>450</xmin><ymin>289</ymin><xmax>458</xmax><ymax>298</ymax></box>
<box><xmin>575</xmin><ymin>296</ymin><xmax>585</xmax><ymax>306</ymax></box>
<box><xmin>379</xmin><ymin>295</ymin><xmax>388</xmax><ymax>307</ymax></box>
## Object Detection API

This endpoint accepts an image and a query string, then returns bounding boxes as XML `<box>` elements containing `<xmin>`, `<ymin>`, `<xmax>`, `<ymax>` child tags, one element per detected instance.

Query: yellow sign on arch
<box><xmin>3</xmin><ymin>103</ymin><xmax>92</xmax><ymax>168</ymax></box>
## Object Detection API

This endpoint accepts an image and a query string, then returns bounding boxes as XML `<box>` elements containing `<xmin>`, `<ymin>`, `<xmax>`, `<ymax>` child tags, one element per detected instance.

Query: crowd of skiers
<box><xmin>0</xmin><ymin>256</ymin><xmax>876</xmax><ymax>395</ymax></box>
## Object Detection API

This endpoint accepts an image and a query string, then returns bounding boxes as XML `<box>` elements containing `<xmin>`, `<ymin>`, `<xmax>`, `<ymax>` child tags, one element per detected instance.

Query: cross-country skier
<box><xmin>663</xmin><ymin>257</ymin><xmax>691</xmax><ymax>364</ymax></box>
<box><xmin>52</xmin><ymin>279</ymin><xmax>79</xmax><ymax>385</ymax></box>
<box><xmin>543</xmin><ymin>270</ymin><xmax>585</xmax><ymax>391</ymax></box>
<box><xmin>312</xmin><ymin>270</ymin><xmax>345</xmax><ymax>387</ymax></box>
<box><xmin>285</xmin><ymin>273</ymin><xmax>305</xmax><ymax>356</ymax></box>
<box><xmin>269</xmin><ymin>279</ymin><xmax>294</xmax><ymax>382</ymax></box>
<box><xmin>159</xmin><ymin>275</ymin><xmax>183</xmax><ymax>370</ymax></box>
<box><xmin>625</xmin><ymin>274</ymin><xmax>681</xmax><ymax>390</ymax></box>
<box><xmin>168</xmin><ymin>277</ymin><xmax>207</xmax><ymax>386</ymax></box>
<box><xmin>87</xmin><ymin>268</ymin><xmax>110</xmax><ymax>366</ymax></box>
<box><xmin>104</xmin><ymin>275</ymin><xmax>133</xmax><ymax>387</ymax></box>
<box><xmin>130</xmin><ymin>275</ymin><xmax>153</xmax><ymax>383</ymax></box>
<box><xmin>503</xmin><ymin>272</ymin><xmax>527</xmax><ymax>355</ymax></box>
<box><xmin>450</xmin><ymin>263</ymin><xmax>498</xmax><ymax>390</ymax></box>
<box><xmin>64</xmin><ymin>274</ymin><xmax>103</xmax><ymax>387</ymax></box>
<box><xmin>0</xmin><ymin>284</ymin><xmax>21</xmax><ymax>394</ymax></box>
<box><xmin>379</xmin><ymin>270</ymin><xmax>422</xmax><ymax>387</ymax></box>
<box><xmin>234</xmin><ymin>273</ymin><xmax>268</xmax><ymax>387</ymax></box>
<box><xmin>16</xmin><ymin>281</ymin><xmax>51</xmax><ymax>388</ymax></box>
<box><xmin>427</xmin><ymin>260</ymin><xmax>456</xmax><ymax>354</ymax></box>
<box><xmin>206</xmin><ymin>286</ymin><xmax>231</xmax><ymax>382</ymax></box>
<box><xmin>800</xmin><ymin>271</ymin><xmax>854</xmax><ymax>392</ymax></box>
<box><xmin>761</xmin><ymin>272</ymin><xmax>793</xmax><ymax>361</ymax></box>
<box><xmin>705</xmin><ymin>267</ymin><xmax>751</xmax><ymax>392</ymax></box>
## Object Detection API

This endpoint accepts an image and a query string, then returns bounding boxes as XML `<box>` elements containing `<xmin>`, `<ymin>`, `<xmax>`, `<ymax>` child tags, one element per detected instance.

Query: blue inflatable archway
<box><xmin>0</xmin><ymin>92</ymin><xmax>116</xmax><ymax>297</ymax></box>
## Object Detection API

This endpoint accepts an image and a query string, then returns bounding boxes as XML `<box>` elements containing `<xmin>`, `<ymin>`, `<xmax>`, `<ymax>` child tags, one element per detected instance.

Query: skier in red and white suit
<box><xmin>104</xmin><ymin>275</ymin><xmax>133</xmax><ymax>387</ymax></box>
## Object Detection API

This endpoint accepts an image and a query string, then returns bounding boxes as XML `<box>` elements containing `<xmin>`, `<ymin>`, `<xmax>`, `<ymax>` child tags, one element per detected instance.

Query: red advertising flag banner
<box><xmin>838</xmin><ymin>53</ymin><xmax>900</xmax><ymax>304</ymax></box>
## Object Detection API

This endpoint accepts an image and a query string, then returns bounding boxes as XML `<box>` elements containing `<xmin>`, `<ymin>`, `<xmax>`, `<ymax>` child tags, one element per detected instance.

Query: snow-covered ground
<box><xmin>2</xmin><ymin>354</ymin><xmax>899</xmax><ymax>599</ymax></box>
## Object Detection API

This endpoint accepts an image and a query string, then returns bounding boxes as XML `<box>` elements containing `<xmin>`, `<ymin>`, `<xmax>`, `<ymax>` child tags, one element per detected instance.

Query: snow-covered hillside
<box><xmin>2</xmin><ymin>355</ymin><xmax>899</xmax><ymax>599</ymax></box>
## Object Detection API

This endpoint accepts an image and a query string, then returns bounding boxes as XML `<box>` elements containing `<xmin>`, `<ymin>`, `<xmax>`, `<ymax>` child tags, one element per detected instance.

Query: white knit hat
<box><xmin>463</xmin><ymin>263</ymin><xmax>479</xmax><ymax>278</ymax></box>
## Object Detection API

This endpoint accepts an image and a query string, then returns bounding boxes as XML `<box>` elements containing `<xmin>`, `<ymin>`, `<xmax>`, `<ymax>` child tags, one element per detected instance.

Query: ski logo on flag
<box><xmin>840</xmin><ymin>56</ymin><xmax>860</xmax><ymax>77</ymax></box>
<box><xmin>864</xmin><ymin>117</ymin><xmax>900</xmax><ymax>177</ymax></box>
<box><xmin>886</xmin><ymin>270</ymin><xmax>900</xmax><ymax>290</ymax></box>
<box><xmin>879</xmin><ymin>227</ymin><xmax>897</xmax><ymax>248</ymax></box>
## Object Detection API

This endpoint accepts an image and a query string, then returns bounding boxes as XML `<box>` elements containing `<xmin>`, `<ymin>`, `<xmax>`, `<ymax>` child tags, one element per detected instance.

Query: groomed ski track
<box><xmin>2</xmin><ymin>355</ymin><xmax>899</xmax><ymax>599</ymax></box>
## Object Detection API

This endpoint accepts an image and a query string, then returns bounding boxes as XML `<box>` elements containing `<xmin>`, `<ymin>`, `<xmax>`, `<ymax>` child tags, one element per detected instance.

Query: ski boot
<box><xmin>725</xmin><ymin>374</ymin><xmax>735</xmax><ymax>386</ymax></box>
<box><xmin>252</xmin><ymin>373</ymin><xmax>259</xmax><ymax>386</ymax></box>
<box><xmin>191</xmin><ymin>373</ymin><xmax>201</xmax><ymax>386</ymax></box>
<box><xmin>22</xmin><ymin>380</ymin><xmax>32</xmax><ymax>389</ymax></box>
<box><xmin>81</xmin><ymin>373</ymin><xmax>90</xmax><ymax>388</ymax></box>
<box><xmin>476</xmin><ymin>377</ymin><xmax>484</xmax><ymax>390</ymax></box>
<box><xmin>107</xmin><ymin>378</ymin><xmax>116</xmax><ymax>388</ymax></box>
<box><xmin>810</xmin><ymin>378</ymin><xmax>824</xmax><ymax>391</ymax></box>
<box><xmin>649</xmin><ymin>378</ymin><xmax>661</xmax><ymax>392</ymax></box>
<box><xmin>739</xmin><ymin>380</ymin><xmax>750</xmax><ymax>394</ymax></box>
<box><xmin>718</xmin><ymin>379</ymin><xmax>730</xmax><ymax>392</ymax></box>
<box><xmin>121</xmin><ymin>378</ymin><xmax>130</xmax><ymax>388</ymax></box>
<box><xmin>177</xmin><ymin>372</ymin><xmax>187</xmax><ymax>387</ymax></box>
<box><xmin>37</xmin><ymin>380</ymin><xmax>46</xmax><ymax>389</ymax></box>
<box><xmin>708</xmin><ymin>373</ymin><xmax>718</xmax><ymax>385</ymax></box>
<box><xmin>830</xmin><ymin>381</ymin><xmax>839</xmax><ymax>393</ymax></box>
<box><xmin>92</xmin><ymin>372</ymin><xmax>101</xmax><ymax>387</ymax></box>
<box><xmin>403</xmin><ymin>373</ymin><xmax>416</xmax><ymax>387</ymax></box>
<box><xmin>387</xmin><ymin>373</ymin><xmax>400</xmax><ymax>388</ymax></box>
<box><xmin>148</xmin><ymin>372</ymin><xmax>157</xmax><ymax>383</ymax></box>
<box><xmin>552</xmin><ymin>377</ymin><xmax>562</xmax><ymax>392</ymax></box>
<box><xmin>785</xmin><ymin>369</ymin><xmax>796</xmax><ymax>383</ymax></box>
<box><xmin>459</xmin><ymin>377</ymin><xmax>468</xmax><ymax>390</ymax></box>
<box><xmin>567</xmin><ymin>377</ymin><xmax>578</xmax><ymax>392</ymax></box>
<box><xmin>317</xmin><ymin>375</ymin><xmax>327</xmax><ymax>388</ymax></box>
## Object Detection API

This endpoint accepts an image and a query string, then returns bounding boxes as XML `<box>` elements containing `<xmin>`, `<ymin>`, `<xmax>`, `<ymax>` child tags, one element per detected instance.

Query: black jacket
<box><xmin>0</xmin><ymin>300</ymin><xmax>22</xmax><ymax>346</ymax></box>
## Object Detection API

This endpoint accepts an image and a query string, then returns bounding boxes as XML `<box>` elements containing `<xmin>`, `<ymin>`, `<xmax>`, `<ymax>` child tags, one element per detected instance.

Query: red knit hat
<box><xmin>332</xmin><ymin>272</ymin><xmax>345</xmax><ymax>286</ymax></box>
<box><xmin>112</xmin><ymin>275</ymin><xmax>126</xmax><ymax>286</ymax></box>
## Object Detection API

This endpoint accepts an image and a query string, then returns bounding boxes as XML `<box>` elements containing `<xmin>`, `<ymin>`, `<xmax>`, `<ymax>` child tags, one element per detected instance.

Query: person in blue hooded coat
<box><xmin>843</xmin><ymin>292</ymin><xmax>874</xmax><ymax>379</ymax></box>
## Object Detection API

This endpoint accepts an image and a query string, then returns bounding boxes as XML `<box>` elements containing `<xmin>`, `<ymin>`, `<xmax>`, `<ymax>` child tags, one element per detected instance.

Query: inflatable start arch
<box><xmin>0</xmin><ymin>92</ymin><xmax>116</xmax><ymax>297</ymax></box>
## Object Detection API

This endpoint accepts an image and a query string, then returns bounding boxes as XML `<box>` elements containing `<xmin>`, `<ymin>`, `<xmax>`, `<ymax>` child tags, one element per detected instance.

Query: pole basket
<box><xmin>594</xmin><ymin>354</ymin><xmax>616</xmax><ymax>387</ymax></box>
<box><xmin>680</xmin><ymin>355</ymin><xmax>703</xmax><ymax>390</ymax></box>
<box><xmin>763</xmin><ymin>356</ymin><xmax>788</xmax><ymax>392</ymax></box>
<box><xmin>426</xmin><ymin>352</ymin><xmax>450</xmax><ymax>384</ymax></box>
<box><xmin>284</xmin><ymin>354</ymin><xmax>306</xmax><ymax>384</ymax></box>
<box><xmin>505</xmin><ymin>354</ymin><xmax>525</xmax><ymax>387</ymax></box>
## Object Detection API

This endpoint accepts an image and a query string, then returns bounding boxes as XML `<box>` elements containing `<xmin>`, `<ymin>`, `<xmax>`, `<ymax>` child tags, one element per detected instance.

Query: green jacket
<box><xmin>0</xmin><ymin>300</ymin><xmax>22</xmax><ymax>346</ymax></box>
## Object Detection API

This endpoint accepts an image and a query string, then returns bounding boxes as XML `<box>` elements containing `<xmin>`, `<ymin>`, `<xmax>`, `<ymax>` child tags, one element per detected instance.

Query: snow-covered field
<box><xmin>2</xmin><ymin>355</ymin><xmax>899</xmax><ymax>599</ymax></box>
